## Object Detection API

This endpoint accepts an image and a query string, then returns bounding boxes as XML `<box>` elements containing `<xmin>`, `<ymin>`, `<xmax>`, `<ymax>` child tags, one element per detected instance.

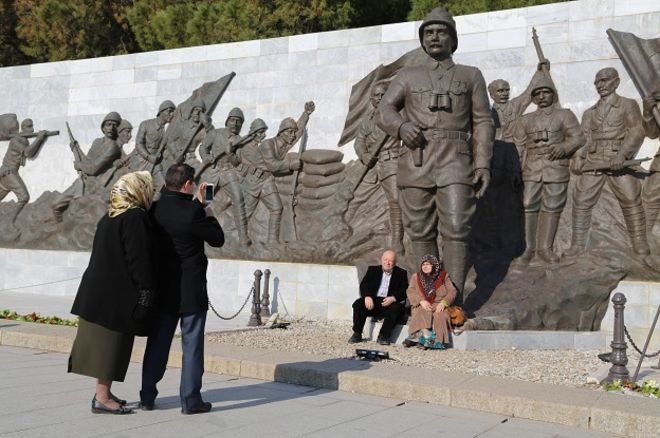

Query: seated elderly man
<box><xmin>349</xmin><ymin>249</ymin><xmax>408</xmax><ymax>345</ymax></box>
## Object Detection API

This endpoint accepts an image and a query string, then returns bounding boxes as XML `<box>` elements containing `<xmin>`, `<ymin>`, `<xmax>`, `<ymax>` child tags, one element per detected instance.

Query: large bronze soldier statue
<box><xmin>354</xmin><ymin>82</ymin><xmax>404</xmax><ymax>252</ymax></box>
<box><xmin>162</xmin><ymin>99</ymin><xmax>209</xmax><ymax>172</ymax></box>
<box><xmin>235</xmin><ymin>118</ymin><xmax>286</xmax><ymax>241</ymax></box>
<box><xmin>199</xmin><ymin>107</ymin><xmax>252</xmax><ymax>245</ymax></box>
<box><xmin>566</xmin><ymin>68</ymin><xmax>649</xmax><ymax>256</ymax></box>
<box><xmin>513</xmin><ymin>76</ymin><xmax>585</xmax><ymax>264</ymax></box>
<box><xmin>259</xmin><ymin>101</ymin><xmax>315</xmax><ymax>243</ymax></box>
<box><xmin>642</xmin><ymin>94</ymin><xmax>660</xmax><ymax>237</ymax></box>
<box><xmin>126</xmin><ymin>100</ymin><xmax>176</xmax><ymax>189</ymax></box>
<box><xmin>52</xmin><ymin>112</ymin><xmax>123</xmax><ymax>221</ymax></box>
<box><xmin>0</xmin><ymin>119</ymin><xmax>48</xmax><ymax>227</ymax></box>
<box><xmin>378</xmin><ymin>7</ymin><xmax>494</xmax><ymax>300</ymax></box>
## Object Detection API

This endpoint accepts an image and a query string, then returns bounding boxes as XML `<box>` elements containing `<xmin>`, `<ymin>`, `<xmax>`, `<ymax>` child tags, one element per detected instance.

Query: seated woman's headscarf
<box><xmin>109</xmin><ymin>171</ymin><xmax>154</xmax><ymax>218</ymax></box>
<box><xmin>417</xmin><ymin>254</ymin><xmax>446</xmax><ymax>302</ymax></box>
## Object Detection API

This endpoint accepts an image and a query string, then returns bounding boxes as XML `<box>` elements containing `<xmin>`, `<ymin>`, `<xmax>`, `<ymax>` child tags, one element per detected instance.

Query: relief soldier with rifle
<box><xmin>0</xmin><ymin>117</ymin><xmax>56</xmax><ymax>230</ymax></box>
<box><xmin>198</xmin><ymin>107</ymin><xmax>254</xmax><ymax>245</ymax></box>
<box><xmin>235</xmin><ymin>118</ymin><xmax>285</xmax><ymax>242</ymax></box>
<box><xmin>259</xmin><ymin>101</ymin><xmax>315</xmax><ymax>243</ymax></box>
<box><xmin>52</xmin><ymin>112</ymin><xmax>123</xmax><ymax>222</ymax></box>
<box><xmin>123</xmin><ymin>100</ymin><xmax>176</xmax><ymax>190</ymax></box>
<box><xmin>352</xmin><ymin>81</ymin><xmax>403</xmax><ymax>253</ymax></box>
<box><xmin>566</xmin><ymin>67</ymin><xmax>650</xmax><ymax>257</ymax></box>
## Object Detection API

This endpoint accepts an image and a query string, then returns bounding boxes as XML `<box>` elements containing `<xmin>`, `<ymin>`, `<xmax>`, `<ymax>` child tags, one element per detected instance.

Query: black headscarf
<box><xmin>418</xmin><ymin>254</ymin><xmax>442</xmax><ymax>298</ymax></box>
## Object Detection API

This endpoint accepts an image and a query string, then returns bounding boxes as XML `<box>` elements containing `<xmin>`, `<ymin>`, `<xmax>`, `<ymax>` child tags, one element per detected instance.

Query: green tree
<box><xmin>408</xmin><ymin>0</ymin><xmax>569</xmax><ymax>20</ymax></box>
<box><xmin>14</xmin><ymin>0</ymin><xmax>137</xmax><ymax>62</ymax></box>
<box><xmin>0</xmin><ymin>0</ymin><xmax>33</xmax><ymax>66</ymax></box>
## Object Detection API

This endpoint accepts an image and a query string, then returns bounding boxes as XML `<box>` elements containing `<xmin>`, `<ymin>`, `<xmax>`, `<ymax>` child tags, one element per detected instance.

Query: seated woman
<box><xmin>404</xmin><ymin>254</ymin><xmax>457</xmax><ymax>349</ymax></box>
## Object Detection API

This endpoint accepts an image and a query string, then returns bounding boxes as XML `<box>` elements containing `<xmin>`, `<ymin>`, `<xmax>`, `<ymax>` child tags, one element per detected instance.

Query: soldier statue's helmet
<box><xmin>225</xmin><ymin>107</ymin><xmax>245</xmax><ymax>124</ymax></box>
<box><xmin>187</xmin><ymin>98</ymin><xmax>206</xmax><ymax>118</ymax></box>
<box><xmin>278</xmin><ymin>117</ymin><xmax>297</xmax><ymax>135</ymax></box>
<box><xmin>101</xmin><ymin>111</ymin><xmax>122</xmax><ymax>129</ymax></box>
<box><xmin>157</xmin><ymin>100</ymin><xmax>176</xmax><ymax>115</ymax></box>
<box><xmin>118</xmin><ymin>119</ymin><xmax>133</xmax><ymax>132</ymax></box>
<box><xmin>418</xmin><ymin>7</ymin><xmax>458</xmax><ymax>54</ymax></box>
<box><xmin>530</xmin><ymin>74</ymin><xmax>557</xmax><ymax>97</ymax></box>
<box><xmin>249</xmin><ymin>118</ymin><xmax>268</xmax><ymax>134</ymax></box>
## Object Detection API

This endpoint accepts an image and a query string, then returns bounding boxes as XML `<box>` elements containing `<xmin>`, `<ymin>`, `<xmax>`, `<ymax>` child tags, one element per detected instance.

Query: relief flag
<box><xmin>607</xmin><ymin>29</ymin><xmax>660</xmax><ymax>126</ymax></box>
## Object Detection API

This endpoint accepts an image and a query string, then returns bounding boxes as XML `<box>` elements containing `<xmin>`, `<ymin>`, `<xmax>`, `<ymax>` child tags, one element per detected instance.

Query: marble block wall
<box><xmin>0</xmin><ymin>0</ymin><xmax>657</xmax><ymax>202</ymax></box>
<box><xmin>0</xmin><ymin>248</ymin><xmax>358</xmax><ymax>321</ymax></box>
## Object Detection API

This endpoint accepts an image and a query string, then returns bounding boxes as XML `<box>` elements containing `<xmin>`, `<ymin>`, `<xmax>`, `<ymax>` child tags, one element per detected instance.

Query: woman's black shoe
<box><xmin>91</xmin><ymin>395</ymin><xmax>134</xmax><ymax>414</ymax></box>
<box><xmin>109</xmin><ymin>393</ymin><xmax>127</xmax><ymax>405</ymax></box>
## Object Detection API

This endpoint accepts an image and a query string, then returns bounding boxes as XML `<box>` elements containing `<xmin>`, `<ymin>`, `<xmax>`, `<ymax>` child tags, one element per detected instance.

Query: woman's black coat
<box><xmin>71</xmin><ymin>208</ymin><xmax>155</xmax><ymax>336</ymax></box>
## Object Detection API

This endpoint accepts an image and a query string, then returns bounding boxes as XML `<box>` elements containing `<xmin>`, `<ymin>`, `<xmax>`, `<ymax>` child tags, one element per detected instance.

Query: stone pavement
<box><xmin>1</xmin><ymin>321</ymin><xmax>660</xmax><ymax>437</ymax></box>
<box><xmin>0</xmin><ymin>345</ymin><xmax>615</xmax><ymax>438</ymax></box>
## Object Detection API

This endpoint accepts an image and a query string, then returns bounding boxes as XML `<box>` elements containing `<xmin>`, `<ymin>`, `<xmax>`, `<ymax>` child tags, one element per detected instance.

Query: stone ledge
<box><xmin>1</xmin><ymin>320</ymin><xmax>658</xmax><ymax>437</ymax></box>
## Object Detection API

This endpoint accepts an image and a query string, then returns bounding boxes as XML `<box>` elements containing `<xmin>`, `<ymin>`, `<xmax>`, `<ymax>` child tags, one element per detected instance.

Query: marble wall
<box><xmin>0</xmin><ymin>0</ymin><xmax>657</xmax><ymax>201</ymax></box>
<box><xmin>0</xmin><ymin>248</ymin><xmax>358</xmax><ymax>321</ymax></box>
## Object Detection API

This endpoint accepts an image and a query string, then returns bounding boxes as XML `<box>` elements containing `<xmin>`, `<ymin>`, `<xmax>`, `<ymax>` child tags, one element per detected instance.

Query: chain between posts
<box><xmin>624</xmin><ymin>325</ymin><xmax>660</xmax><ymax>358</ymax></box>
<box><xmin>208</xmin><ymin>285</ymin><xmax>254</xmax><ymax>321</ymax></box>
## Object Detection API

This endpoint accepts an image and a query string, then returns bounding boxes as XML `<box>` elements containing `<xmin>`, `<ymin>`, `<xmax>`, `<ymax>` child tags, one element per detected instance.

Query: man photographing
<box><xmin>140</xmin><ymin>163</ymin><xmax>224</xmax><ymax>415</ymax></box>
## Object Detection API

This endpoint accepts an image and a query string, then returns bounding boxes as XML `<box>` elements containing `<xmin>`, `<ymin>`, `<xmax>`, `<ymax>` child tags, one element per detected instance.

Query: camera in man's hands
<box><xmin>204</xmin><ymin>184</ymin><xmax>214</xmax><ymax>203</ymax></box>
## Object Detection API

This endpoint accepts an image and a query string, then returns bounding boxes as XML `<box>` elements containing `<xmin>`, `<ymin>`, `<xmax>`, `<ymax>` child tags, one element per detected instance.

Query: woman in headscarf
<box><xmin>404</xmin><ymin>254</ymin><xmax>457</xmax><ymax>348</ymax></box>
<box><xmin>69</xmin><ymin>171</ymin><xmax>156</xmax><ymax>414</ymax></box>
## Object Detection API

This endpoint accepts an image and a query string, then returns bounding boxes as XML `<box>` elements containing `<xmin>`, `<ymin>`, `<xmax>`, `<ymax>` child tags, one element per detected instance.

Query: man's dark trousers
<box><xmin>140</xmin><ymin>311</ymin><xmax>206</xmax><ymax>410</ymax></box>
<box><xmin>352</xmin><ymin>297</ymin><xmax>403</xmax><ymax>338</ymax></box>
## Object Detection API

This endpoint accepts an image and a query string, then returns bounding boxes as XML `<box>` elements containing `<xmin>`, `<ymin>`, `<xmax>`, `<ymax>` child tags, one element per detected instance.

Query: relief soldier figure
<box><xmin>258</xmin><ymin>101</ymin><xmax>315</xmax><ymax>243</ymax></box>
<box><xmin>162</xmin><ymin>98</ymin><xmax>209</xmax><ymax>172</ymax></box>
<box><xmin>566</xmin><ymin>68</ymin><xmax>649</xmax><ymax>256</ymax></box>
<box><xmin>125</xmin><ymin>100</ymin><xmax>175</xmax><ymax>190</ymax></box>
<box><xmin>354</xmin><ymin>82</ymin><xmax>404</xmax><ymax>253</ymax></box>
<box><xmin>52</xmin><ymin>112</ymin><xmax>124</xmax><ymax>221</ymax></box>
<box><xmin>235</xmin><ymin>118</ymin><xmax>285</xmax><ymax>241</ymax></box>
<box><xmin>199</xmin><ymin>107</ymin><xmax>252</xmax><ymax>245</ymax></box>
<box><xmin>642</xmin><ymin>93</ymin><xmax>660</xmax><ymax>237</ymax></box>
<box><xmin>378</xmin><ymin>7</ymin><xmax>494</xmax><ymax>301</ymax></box>
<box><xmin>513</xmin><ymin>76</ymin><xmax>585</xmax><ymax>264</ymax></box>
<box><xmin>489</xmin><ymin>63</ymin><xmax>548</xmax><ymax>160</ymax></box>
<box><xmin>0</xmin><ymin>119</ymin><xmax>48</xmax><ymax>227</ymax></box>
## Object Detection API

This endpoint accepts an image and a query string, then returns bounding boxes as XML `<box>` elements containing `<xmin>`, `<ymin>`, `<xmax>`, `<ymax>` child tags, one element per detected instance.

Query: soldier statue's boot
<box><xmin>389</xmin><ymin>205</ymin><xmax>404</xmax><ymax>254</ymax></box>
<box><xmin>515</xmin><ymin>212</ymin><xmax>538</xmax><ymax>264</ymax></box>
<box><xmin>267</xmin><ymin>212</ymin><xmax>282</xmax><ymax>244</ymax></box>
<box><xmin>622</xmin><ymin>205</ymin><xmax>650</xmax><ymax>256</ymax></box>
<box><xmin>564</xmin><ymin>208</ymin><xmax>592</xmax><ymax>257</ymax></box>
<box><xmin>442</xmin><ymin>240</ymin><xmax>469</xmax><ymax>305</ymax></box>
<box><xmin>536</xmin><ymin>212</ymin><xmax>560</xmax><ymax>264</ymax></box>
<box><xmin>409</xmin><ymin>240</ymin><xmax>439</xmax><ymax>269</ymax></box>
<box><xmin>646</xmin><ymin>203</ymin><xmax>659</xmax><ymax>236</ymax></box>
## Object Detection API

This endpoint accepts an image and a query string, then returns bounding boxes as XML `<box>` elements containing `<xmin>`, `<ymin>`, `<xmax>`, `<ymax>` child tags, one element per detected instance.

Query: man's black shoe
<box><xmin>348</xmin><ymin>332</ymin><xmax>363</xmax><ymax>343</ymax></box>
<box><xmin>181</xmin><ymin>401</ymin><xmax>212</xmax><ymax>415</ymax></box>
<box><xmin>140</xmin><ymin>402</ymin><xmax>154</xmax><ymax>411</ymax></box>
<box><xmin>377</xmin><ymin>336</ymin><xmax>391</xmax><ymax>345</ymax></box>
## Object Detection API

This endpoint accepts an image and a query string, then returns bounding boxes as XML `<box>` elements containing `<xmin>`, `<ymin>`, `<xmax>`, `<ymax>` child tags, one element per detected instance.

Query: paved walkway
<box><xmin>0</xmin><ymin>345</ymin><xmax>614</xmax><ymax>438</ymax></box>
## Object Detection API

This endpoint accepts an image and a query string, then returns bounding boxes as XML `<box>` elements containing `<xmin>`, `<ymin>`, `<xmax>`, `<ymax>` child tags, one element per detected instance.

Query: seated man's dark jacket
<box><xmin>359</xmin><ymin>265</ymin><xmax>408</xmax><ymax>302</ymax></box>
<box><xmin>151</xmin><ymin>189</ymin><xmax>224</xmax><ymax>315</ymax></box>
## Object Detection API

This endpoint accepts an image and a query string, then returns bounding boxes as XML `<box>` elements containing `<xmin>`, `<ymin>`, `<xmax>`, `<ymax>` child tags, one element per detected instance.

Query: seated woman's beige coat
<box><xmin>406</xmin><ymin>272</ymin><xmax>457</xmax><ymax>344</ymax></box>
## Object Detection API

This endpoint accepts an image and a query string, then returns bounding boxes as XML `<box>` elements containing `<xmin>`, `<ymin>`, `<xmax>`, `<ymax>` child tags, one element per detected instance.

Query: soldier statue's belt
<box><xmin>591</xmin><ymin>139</ymin><xmax>623</xmax><ymax>146</ymax></box>
<box><xmin>426</xmin><ymin>129</ymin><xmax>470</xmax><ymax>141</ymax></box>
<box><xmin>238</xmin><ymin>163</ymin><xmax>264</xmax><ymax>179</ymax></box>
<box><xmin>379</xmin><ymin>150</ymin><xmax>400</xmax><ymax>162</ymax></box>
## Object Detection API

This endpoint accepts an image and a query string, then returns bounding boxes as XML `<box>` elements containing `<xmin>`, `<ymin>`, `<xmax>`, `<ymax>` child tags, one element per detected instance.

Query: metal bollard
<box><xmin>606</xmin><ymin>293</ymin><xmax>630</xmax><ymax>383</ymax></box>
<box><xmin>248</xmin><ymin>270</ymin><xmax>263</xmax><ymax>327</ymax></box>
<box><xmin>261</xmin><ymin>269</ymin><xmax>271</xmax><ymax>318</ymax></box>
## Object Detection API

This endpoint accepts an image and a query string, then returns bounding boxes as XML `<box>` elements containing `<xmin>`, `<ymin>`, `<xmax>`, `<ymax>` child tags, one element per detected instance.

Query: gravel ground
<box><xmin>207</xmin><ymin>320</ymin><xmax>609</xmax><ymax>389</ymax></box>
